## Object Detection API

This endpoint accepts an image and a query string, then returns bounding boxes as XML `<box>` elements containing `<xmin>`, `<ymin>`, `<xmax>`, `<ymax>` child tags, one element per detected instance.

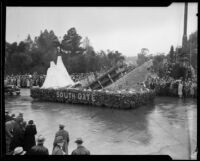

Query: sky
<box><xmin>6</xmin><ymin>3</ymin><xmax>198</xmax><ymax>57</ymax></box>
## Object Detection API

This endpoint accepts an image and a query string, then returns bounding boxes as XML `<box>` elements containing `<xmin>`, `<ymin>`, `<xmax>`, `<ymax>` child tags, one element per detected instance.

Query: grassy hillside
<box><xmin>105</xmin><ymin>60</ymin><xmax>153</xmax><ymax>91</ymax></box>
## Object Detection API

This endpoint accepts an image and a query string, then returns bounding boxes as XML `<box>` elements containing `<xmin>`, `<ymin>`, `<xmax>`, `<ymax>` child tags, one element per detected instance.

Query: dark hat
<box><xmin>37</xmin><ymin>135</ymin><xmax>45</xmax><ymax>143</ymax></box>
<box><xmin>19</xmin><ymin>113</ymin><xmax>23</xmax><ymax>116</ymax></box>
<box><xmin>15</xmin><ymin>117</ymin><xmax>23</xmax><ymax>123</ymax></box>
<box><xmin>22</xmin><ymin>121</ymin><xmax>27</xmax><ymax>126</ymax></box>
<box><xmin>59</xmin><ymin>124</ymin><xmax>65</xmax><ymax>128</ymax></box>
<box><xmin>55</xmin><ymin>136</ymin><xmax>64</xmax><ymax>144</ymax></box>
<box><xmin>75</xmin><ymin>138</ymin><xmax>83</xmax><ymax>144</ymax></box>
<box><xmin>28</xmin><ymin>120</ymin><xmax>34</xmax><ymax>125</ymax></box>
<box><xmin>11</xmin><ymin>114</ymin><xmax>15</xmax><ymax>117</ymax></box>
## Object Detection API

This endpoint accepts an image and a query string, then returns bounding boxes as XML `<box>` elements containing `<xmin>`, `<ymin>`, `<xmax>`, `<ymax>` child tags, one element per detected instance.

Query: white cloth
<box><xmin>41</xmin><ymin>61</ymin><xmax>59</xmax><ymax>89</ymax></box>
<box><xmin>56</xmin><ymin>56</ymin><xmax>74</xmax><ymax>88</ymax></box>
<box><xmin>41</xmin><ymin>57</ymin><xmax>74</xmax><ymax>89</ymax></box>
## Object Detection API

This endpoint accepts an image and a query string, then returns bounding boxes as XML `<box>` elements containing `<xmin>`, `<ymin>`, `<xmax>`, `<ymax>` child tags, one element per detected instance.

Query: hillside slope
<box><xmin>105</xmin><ymin>60</ymin><xmax>153</xmax><ymax>91</ymax></box>
<box><xmin>125</xmin><ymin>56</ymin><xmax>137</xmax><ymax>66</ymax></box>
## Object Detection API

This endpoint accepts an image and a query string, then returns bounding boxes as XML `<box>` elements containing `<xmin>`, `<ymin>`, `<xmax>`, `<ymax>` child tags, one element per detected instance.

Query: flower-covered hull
<box><xmin>30</xmin><ymin>88</ymin><xmax>156</xmax><ymax>109</ymax></box>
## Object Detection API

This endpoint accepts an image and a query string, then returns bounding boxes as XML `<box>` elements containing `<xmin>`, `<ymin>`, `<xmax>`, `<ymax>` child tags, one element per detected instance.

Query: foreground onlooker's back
<box><xmin>53</xmin><ymin>124</ymin><xmax>69</xmax><ymax>154</ymax></box>
<box><xmin>24</xmin><ymin>120</ymin><xmax>37</xmax><ymax>153</ymax></box>
<box><xmin>71</xmin><ymin>138</ymin><xmax>90</xmax><ymax>155</ymax></box>
<box><xmin>29</xmin><ymin>135</ymin><xmax>49</xmax><ymax>155</ymax></box>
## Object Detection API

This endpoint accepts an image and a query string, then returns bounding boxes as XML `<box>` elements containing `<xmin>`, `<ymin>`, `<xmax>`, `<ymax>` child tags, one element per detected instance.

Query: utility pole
<box><xmin>182</xmin><ymin>3</ymin><xmax>188</xmax><ymax>67</ymax></box>
<box><xmin>182</xmin><ymin>2</ymin><xmax>188</xmax><ymax>52</ymax></box>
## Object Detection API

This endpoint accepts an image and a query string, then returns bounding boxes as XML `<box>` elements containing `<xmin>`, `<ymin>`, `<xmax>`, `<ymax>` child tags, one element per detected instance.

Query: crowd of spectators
<box><xmin>4</xmin><ymin>72</ymin><xmax>97</xmax><ymax>88</ymax></box>
<box><xmin>144</xmin><ymin>75</ymin><xmax>197</xmax><ymax>98</ymax></box>
<box><xmin>4</xmin><ymin>69</ymin><xmax>197</xmax><ymax>99</ymax></box>
<box><xmin>4</xmin><ymin>73</ymin><xmax>45</xmax><ymax>88</ymax></box>
<box><xmin>5</xmin><ymin>111</ymin><xmax>90</xmax><ymax>155</ymax></box>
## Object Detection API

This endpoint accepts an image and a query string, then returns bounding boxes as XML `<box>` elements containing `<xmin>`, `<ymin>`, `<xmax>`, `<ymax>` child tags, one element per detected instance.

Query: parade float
<box><xmin>30</xmin><ymin>56</ymin><xmax>155</xmax><ymax>109</ymax></box>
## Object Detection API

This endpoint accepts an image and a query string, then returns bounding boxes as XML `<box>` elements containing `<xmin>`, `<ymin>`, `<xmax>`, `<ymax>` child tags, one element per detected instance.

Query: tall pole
<box><xmin>182</xmin><ymin>2</ymin><xmax>188</xmax><ymax>51</ymax></box>
<box><xmin>181</xmin><ymin>2</ymin><xmax>188</xmax><ymax>69</ymax></box>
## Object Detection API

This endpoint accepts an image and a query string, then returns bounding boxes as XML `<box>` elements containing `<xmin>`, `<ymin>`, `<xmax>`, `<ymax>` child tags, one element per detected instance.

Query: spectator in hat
<box><xmin>5</xmin><ymin>120</ymin><xmax>16</xmax><ymax>154</ymax></box>
<box><xmin>13</xmin><ymin>147</ymin><xmax>26</xmax><ymax>155</ymax></box>
<box><xmin>10</xmin><ymin>116</ymin><xmax>24</xmax><ymax>151</ymax></box>
<box><xmin>24</xmin><ymin>120</ymin><xmax>37</xmax><ymax>153</ymax></box>
<box><xmin>53</xmin><ymin>124</ymin><xmax>69</xmax><ymax>154</ymax></box>
<box><xmin>71</xmin><ymin>138</ymin><xmax>90</xmax><ymax>155</ymax></box>
<box><xmin>29</xmin><ymin>135</ymin><xmax>49</xmax><ymax>155</ymax></box>
<box><xmin>52</xmin><ymin>136</ymin><xmax>65</xmax><ymax>155</ymax></box>
<box><xmin>15</xmin><ymin>113</ymin><xmax>24</xmax><ymax>124</ymax></box>
<box><xmin>18</xmin><ymin>113</ymin><xmax>23</xmax><ymax>118</ymax></box>
<box><xmin>11</xmin><ymin>114</ymin><xmax>16</xmax><ymax>120</ymax></box>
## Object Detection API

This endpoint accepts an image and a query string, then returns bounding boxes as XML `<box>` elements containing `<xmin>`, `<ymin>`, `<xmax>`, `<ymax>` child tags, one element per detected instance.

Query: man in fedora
<box><xmin>53</xmin><ymin>124</ymin><xmax>69</xmax><ymax>154</ymax></box>
<box><xmin>71</xmin><ymin>138</ymin><xmax>90</xmax><ymax>155</ymax></box>
<box><xmin>10</xmin><ymin>115</ymin><xmax>24</xmax><ymax>151</ymax></box>
<box><xmin>13</xmin><ymin>147</ymin><xmax>26</xmax><ymax>155</ymax></box>
<box><xmin>29</xmin><ymin>135</ymin><xmax>49</xmax><ymax>155</ymax></box>
<box><xmin>17</xmin><ymin>113</ymin><xmax>24</xmax><ymax>122</ymax></box>
<box><xmin>52</xmin><ymin>136</ymin><xmax>65</xmax><ymax>155</ymax></box>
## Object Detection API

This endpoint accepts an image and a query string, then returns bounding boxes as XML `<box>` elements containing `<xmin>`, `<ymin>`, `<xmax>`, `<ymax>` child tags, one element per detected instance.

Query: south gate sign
<box><xmin>56</xmin><ymin>91</ymin><xmax>95</xmax><ymax>102</ymax></box>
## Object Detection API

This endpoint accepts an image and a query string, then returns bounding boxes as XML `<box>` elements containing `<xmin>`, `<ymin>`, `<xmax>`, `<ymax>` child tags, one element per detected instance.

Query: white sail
<box><xmin>41</xmin><ymin>61</ymin><xmax>59</xmax><ymax>89</ymax></box>
<box><xmin>56</xmin><ymin>56</ymin><xmax>75</xmax><ymax>87</ymax></box>
<box><xmin>41</xmin><ymin>56</ymin><xmax>74</xmax><ymax>89</ymax></box>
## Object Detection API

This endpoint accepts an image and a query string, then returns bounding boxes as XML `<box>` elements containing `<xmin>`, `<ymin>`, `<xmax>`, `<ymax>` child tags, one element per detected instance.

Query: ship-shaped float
<box><xmin>30</xmin><ymin>56</ymin><xmax>155</xmax><ymax>109</ymax></box>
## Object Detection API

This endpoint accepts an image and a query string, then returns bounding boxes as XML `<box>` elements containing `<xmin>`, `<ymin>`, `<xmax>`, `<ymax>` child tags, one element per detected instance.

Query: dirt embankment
<box><xmin>105</xmin><ymin>60</ymin><xmax>153</xmax><ymax>91</ymax></box>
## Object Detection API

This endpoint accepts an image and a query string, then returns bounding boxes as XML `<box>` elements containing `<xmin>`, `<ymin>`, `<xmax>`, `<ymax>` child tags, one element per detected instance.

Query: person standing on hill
<box><xmin>53</xmin><ymin>124</ymin><xmax>69</xmax><ymax>154</ymax></box>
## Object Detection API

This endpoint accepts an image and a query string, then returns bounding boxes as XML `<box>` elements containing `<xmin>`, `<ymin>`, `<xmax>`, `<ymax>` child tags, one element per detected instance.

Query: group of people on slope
<box><xmin>5</xmin><ymin>111</ymin><xmax>90</xmax><ymax>155</ymax></box>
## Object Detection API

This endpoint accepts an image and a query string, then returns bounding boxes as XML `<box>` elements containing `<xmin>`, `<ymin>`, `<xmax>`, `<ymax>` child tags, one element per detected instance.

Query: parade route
<box><xmin>5</xmin><ymin>89</ymin><xmax>197</xmax><ymax>158</ymax></box>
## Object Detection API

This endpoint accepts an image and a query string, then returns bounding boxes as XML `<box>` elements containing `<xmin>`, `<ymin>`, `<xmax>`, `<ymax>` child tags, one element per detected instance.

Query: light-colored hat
<box><xmin>13</xmin><ymin>147</ymin><xmax>26</xmax><ymax>155</ymax></box>
<box><xmin>55</xmin><ymin>136</ymin><xmax>64</xmax><ymax>144</ymax></box>
<box><xmin>37</xmin><ymin>135</ymin><xmax>45</xmax><ymax>143</ymax></box>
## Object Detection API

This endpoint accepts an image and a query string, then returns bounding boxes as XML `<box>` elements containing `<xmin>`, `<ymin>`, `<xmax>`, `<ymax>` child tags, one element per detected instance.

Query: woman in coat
<box><xmin>178</xmin><ymin>81</ymin><xmax>183</xmax><ymax>98</ymax></box>
<box><xmin>24</xmin><ymin>120</ymin><xmax>37</xmax><ymax>153</ymax></box>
